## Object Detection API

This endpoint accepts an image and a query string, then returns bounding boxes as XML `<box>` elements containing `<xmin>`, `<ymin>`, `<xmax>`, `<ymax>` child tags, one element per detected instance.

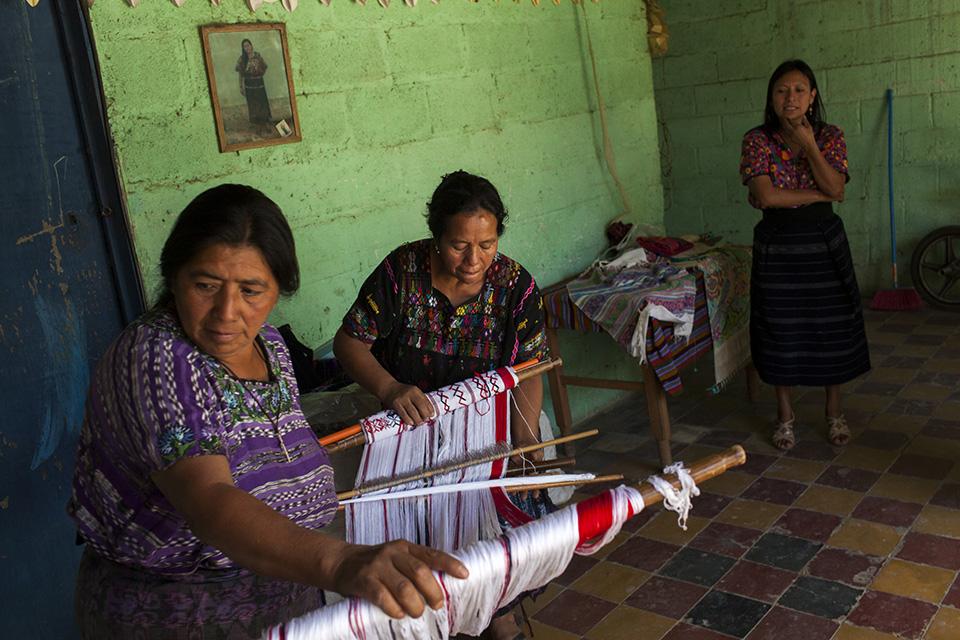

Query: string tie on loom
<box><xmin>646</xmin><ymin>462</ymin><xmax>699</xmax><ymax>530</ymax></box>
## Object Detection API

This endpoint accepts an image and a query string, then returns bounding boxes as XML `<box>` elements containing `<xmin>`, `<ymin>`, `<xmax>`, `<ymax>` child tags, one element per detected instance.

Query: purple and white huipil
<box><xmin>68</xmin><ymin>309</ymin><xmax>338</xmax><ymax>579</ymax></box>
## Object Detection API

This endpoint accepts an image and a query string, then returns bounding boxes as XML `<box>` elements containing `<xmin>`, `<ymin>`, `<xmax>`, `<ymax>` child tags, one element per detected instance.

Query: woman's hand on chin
<box><xmin>382</xmin><ymin>381</ymin><xmax>435</xmax><ymax>426</ymax></box>
<box><xmin>782</xmin><ymin>116</ymin><xmax>818</xmax><ymax>152</ymax></box>
<box><xmin>330</xmin><ymin>541</ymin><xmax>468</xmax><ymax>619</ymax></box>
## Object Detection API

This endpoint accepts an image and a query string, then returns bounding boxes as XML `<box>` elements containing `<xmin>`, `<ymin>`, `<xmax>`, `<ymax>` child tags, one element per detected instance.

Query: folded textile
<box><xmin>566</xmin><ymin>262</ymin><xmax>696</xmax><ymax>361</ymax></box>
<box><xmin>670</xmin><ymin>246</ymin><xmax>752</xmax><ymax>391</ymax></box>
<box><xmin>636</xmin><ymin>236</ymin><xmax>694</xmax><ymax>257</ymax></box>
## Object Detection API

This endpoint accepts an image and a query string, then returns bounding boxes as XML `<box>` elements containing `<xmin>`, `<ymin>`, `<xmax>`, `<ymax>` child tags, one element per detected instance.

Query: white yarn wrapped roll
<box><xmin>266</xmin><ymin>483</ymin><xmax>646</xmax><ymax>640</ymax></box>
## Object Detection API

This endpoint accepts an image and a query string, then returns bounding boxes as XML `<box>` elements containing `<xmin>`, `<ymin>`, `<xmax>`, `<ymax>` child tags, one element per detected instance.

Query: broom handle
<box><xmin>887</xmin><ymin>87</ymin><xmax>898</xmax><ymax>289</ymax></box>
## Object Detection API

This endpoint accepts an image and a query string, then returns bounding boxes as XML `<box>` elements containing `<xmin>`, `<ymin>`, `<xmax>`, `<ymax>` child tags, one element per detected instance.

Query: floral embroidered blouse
<box><xmin>68</xmin><ymin>309</ymin><xmax>338</xmax><ymax>578</ymax></box>
<box><xmin>739</xmin><ymin>124</ymin><xmax>849</xmax><ymax>209</ymax></box>
<box><xmin>342</xmin><ymin>239</ymin><xmax>549</xmax><ymax>391</ymax></box>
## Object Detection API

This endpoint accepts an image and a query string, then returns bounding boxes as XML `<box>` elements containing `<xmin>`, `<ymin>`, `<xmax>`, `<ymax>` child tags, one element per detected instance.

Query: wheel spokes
<box><xmin>913</xmin><ymin>229</ymin><xmax>960</xmax><ymax>308</ymax></box>
<box><xmin>936</xmin><ymin>275</ymin><xmax>960</xmax><ymax>300</ymax></box>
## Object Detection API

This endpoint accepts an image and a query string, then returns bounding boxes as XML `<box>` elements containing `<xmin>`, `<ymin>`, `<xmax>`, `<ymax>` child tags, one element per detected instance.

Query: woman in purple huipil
<box><xmin>68</xmin><ymin>184</ymin><xmax>466</xmax><ymax>639</ymax></box>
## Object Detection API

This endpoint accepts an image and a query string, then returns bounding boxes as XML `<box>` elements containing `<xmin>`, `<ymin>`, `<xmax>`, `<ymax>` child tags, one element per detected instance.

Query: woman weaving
<box><xmin>740</xmin><ymin>60</ymin><xmax>870</xmax><ymax>451</ymax></box>
<box><xmin>334</xmin><ymin>170</ymin><xmax>550</xmax><ymax>640</ymax></box>
<box><xmin>68</xmin><ymin>184</ymin><xmax>466</xmax><ymax>639</ymax></box>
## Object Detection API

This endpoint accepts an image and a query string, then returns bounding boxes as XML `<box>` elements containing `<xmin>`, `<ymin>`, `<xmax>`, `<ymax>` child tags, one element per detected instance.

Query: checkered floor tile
<box><xmin>523</xmin><ymin>306</ymin><xmax>960</xmax><ymax>639</ymax></box>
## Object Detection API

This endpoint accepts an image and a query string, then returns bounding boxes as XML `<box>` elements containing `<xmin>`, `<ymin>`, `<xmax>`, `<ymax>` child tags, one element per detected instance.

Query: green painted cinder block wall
<box><xmin>88</xmin><ymin>1</ymin><xmax>664</xmax><ymax>424</ymax></box>
<box><xmin>655</xmin><ymin>1</ymin><xmax>960</xmax><ymax>294</ymax></box>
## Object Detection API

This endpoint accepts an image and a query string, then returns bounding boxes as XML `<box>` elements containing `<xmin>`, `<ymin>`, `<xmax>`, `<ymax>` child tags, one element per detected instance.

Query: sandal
<box><xmin>827</xmin><ymin>414</ymin><xmax>851</xmax><ymax>446</ymax></box>
<box><xmin>772</xmin><ymin>414</ymin><xmax>796</xmax><ymax>451</ymax></box>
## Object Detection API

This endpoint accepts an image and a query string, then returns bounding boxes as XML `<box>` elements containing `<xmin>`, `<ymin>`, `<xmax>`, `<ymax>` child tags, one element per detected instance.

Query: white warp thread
<box><xmin>266</xmin><ymin>484</ymin><xmax>643</xmax><ymax>640</ymax></box>
<box><xmin>347</xmin><ymin>398</ymin><xmax>506</xmax><ymax>550</ymax></box>
<box><xmin>341</xmin><ymin>474</ymin><xmax>598</xmax><ymax>506</ymax></box>
<box><xmin>574</xmin><ymin>484</ymin><xmax>645</xmax><ymax>557</ymax></box>
<box><xmin>347</xmin><ymin>368</ymin><xmax>519</xmax><ymax>551</ymax></box>
<box><xmin>267</xmin><ymin>468</ymin><xmax>700</xmax><ymax>640</ymax></box>
<box><xmin>359</xmin><ymin>368</ymin><xmax>517</xmax><ymax>444</ymax></box>
<box><xmin>646</xmin><ymin>462</ymin><xmax>699</xmax><ymax>530</ymax></box>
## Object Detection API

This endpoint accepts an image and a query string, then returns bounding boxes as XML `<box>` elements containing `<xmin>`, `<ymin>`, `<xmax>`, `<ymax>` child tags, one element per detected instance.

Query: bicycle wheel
<box><xmin>910</xmin><ymin>225</ymin><xmax>960</xmax><ymax>311</ymax></box>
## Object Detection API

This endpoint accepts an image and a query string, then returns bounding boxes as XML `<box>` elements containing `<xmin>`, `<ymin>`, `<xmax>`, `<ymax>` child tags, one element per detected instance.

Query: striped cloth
<box><xmin>751</xmin><ymin>203</ymin><xmax>871</xmax><ymax>386</ymax></box>
<box><xmin>670</xmin><ymin>246</ymin><xmax>753</xmax><ymax>392</ymax></box>
<box><xmin>543</xmin><ymin>273</ymin><xmax>713</xmax><ymax>396</ymax></box>
<box><xmin>68</xmin><ymin>309</ymin><xmax>338</xmax><ymax>634</ymax></box>
<box><xmin>565</xmin><ymin>264</ymin><xmax>696</xmax><ymax>359</ymax></box>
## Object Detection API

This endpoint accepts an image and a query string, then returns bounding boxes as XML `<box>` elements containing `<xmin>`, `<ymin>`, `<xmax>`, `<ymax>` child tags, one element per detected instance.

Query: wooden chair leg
<box><xmin>642</xmin><ymin>363</ymin><xmax>672</xmax><ymax>467</ymax></box>
<box><xmin>545</xmin><ymin>326</ymin><xmax>576</xmax><ymax>456</ymax></box>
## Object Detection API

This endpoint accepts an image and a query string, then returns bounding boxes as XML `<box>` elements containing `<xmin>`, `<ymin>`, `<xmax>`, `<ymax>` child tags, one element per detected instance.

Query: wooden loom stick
<box><xmin>320</xmin><ymin>358</ymin><xmax>564</xmax><ymax>453</ymax></box>
<box><xmin>273</xmin><ymin>447</ymin><xmax>750</xmax><ymax>638</ymax></box>
<box><xmin>566</xmin><ymin>445</ymin><xmax>748</xmax><ymax>550</ymax></box>
<box><xmin>336</xmin><ymin>473</ymin><xmax>624</xmax><ymax>511</ymax></box>
<box><xmin>336</xmin><ymin>429</ymin><xmax>599</xmax><ymax>500</ymax></box>
<box><xmin>502</xmin><ymin>474</ymin><xmax>623</xmax><ymax>493</ymax></box>
<box><xmin>335</xmin><ymin>445</ymin><xmax>746</xmax><ymax>513</ymax></box>
<box><xmin>634</xmin><ymin>445</ymin><xmax>747</xmax><ymax>510</ymax></box>
<box><xmin>505</xmin><ymin>456</ymin><xmax>575</xmax><ymax>476</ymax></box>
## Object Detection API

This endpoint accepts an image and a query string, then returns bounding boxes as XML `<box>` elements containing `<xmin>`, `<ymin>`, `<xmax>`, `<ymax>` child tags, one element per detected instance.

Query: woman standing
<box><xmin>236</xmin><ymin>38</ymin><xmax>272</xmax><ymax>129</ymax></box>
<box><xmin>68</xmin><ymin>185</ymin><xmax>466</xmax><ymax>639</ymax></box>
<box><xmin>740</xmin><ymin>60</ymin><xmax>870</xmax><ymax>451</ymax></box>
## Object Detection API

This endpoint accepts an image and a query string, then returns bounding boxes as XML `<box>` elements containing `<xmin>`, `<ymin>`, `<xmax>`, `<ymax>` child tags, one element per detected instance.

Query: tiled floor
<box><xmin>523</xmin><ymin>306</ymin><xmax>960</xmax><ymax>640</ymax></box>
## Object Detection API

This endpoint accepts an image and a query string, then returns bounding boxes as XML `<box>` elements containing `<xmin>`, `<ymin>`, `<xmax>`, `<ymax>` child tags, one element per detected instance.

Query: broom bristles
<box><xmin>870</xmin><ymin>288</ymin><xmax>924</xmax><ymax>311</ymax></box>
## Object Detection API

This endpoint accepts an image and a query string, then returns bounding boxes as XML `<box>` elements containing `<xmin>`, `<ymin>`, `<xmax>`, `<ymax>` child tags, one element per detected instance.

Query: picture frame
<box><xmin>200</xmin><ymin>22</ymin><xmax>301</xmax><ymax>153</ymax></box>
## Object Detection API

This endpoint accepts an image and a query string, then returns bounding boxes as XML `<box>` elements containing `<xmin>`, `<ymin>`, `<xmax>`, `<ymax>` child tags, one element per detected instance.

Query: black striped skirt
<box><xmin>751</xmin><ymin>202</ymin><xmax>871</xmax><ymax>387</ymax></box>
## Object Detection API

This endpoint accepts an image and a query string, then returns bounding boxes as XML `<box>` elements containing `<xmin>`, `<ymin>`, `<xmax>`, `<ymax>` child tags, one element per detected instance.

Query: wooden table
<box><xmin>541</xmin><ymin>273</ymin><xmax>758</xmax><ymax>467</ymax></box>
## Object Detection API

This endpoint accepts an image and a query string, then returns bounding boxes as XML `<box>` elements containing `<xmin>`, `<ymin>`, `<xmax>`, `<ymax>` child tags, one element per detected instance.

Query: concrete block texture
<box><xmin>655</xmin><ymin>0</ymin><xmax>960</xmax><ymax>293</ymax></box>
<box><xmin>87</xmin><ymin>0</ymin><xmax>663</xmax><ymax>424</ymax></box>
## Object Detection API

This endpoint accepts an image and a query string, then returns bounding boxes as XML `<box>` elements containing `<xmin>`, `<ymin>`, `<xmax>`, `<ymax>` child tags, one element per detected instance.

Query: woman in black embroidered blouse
<box><xmin>334</xmin><ymin>170</ymin><xmax>549</xmax><ymax>640</ymax></box>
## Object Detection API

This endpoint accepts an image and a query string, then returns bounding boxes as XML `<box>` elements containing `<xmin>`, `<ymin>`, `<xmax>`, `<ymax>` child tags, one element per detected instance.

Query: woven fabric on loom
<box><xmin>346</xmin><ymin>368</ymin><xmax>523</xmax><ymax>552</ymax></box>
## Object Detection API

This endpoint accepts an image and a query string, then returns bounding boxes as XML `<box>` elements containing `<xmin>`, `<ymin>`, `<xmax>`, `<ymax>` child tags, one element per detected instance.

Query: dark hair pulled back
<box><xmin>156</xmin><ymin>183</ymin><xmax>299</xmax><ymax>308</ymax></box>
<box><xmin>426</xmin><ymin>170</ymin><xmax>508</xmax><ymax>238</ymax></box>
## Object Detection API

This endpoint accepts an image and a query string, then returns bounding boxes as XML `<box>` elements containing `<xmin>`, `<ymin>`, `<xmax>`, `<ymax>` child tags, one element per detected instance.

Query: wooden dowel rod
<box><xmin>502</xmin><ymin>474</ymin><xmax>623</xmax><ymax>493</ymax></box>
<box><xmin>325</xmin><ymin>432</ymin><xmax>365</xmax><ymax>453</ymax></box>
<box><xmin>509</xmin><ymin>428</ymin><xmax>597</xmax><ymax>457</ymax></box>
<box><xmin>512</xmin><ymin>358</ymin><xmax>539</xmax><ymax>372</ymax></box>
<box><xmin>505</xmin><ymin>456</ymin><xmax>576</xmax><ymax>476</ymax></box>
<box><xmin>337</xmin><ymin>430</ymin><xmax>599</xmax><ymax>500</ymax></box>
<box><xmin>514</xmin><ymin>357</ymin><xmax>563</xmax><ymax>380</ymax></box>
<box><xmin>573</xmin><ymin>445</ymin><xmax>748</xmax><ymax>546</ymax></box>
<box><xmin>636</xmin><ymin>445</ymin><xmax>746</xmax><ymax>509</ymax></box>
<box><xmin>318</xmin><ymin>358</ymin><xmax>563</xmax><ymax>449</ymax></box>
<box><xmin>318</xmin><ymin>424</ymin><xmax>360</xmax><ymax>447</ymax></box>
<box><xmin>336</xmin><ymin>473</ymin><xmax>623</xmax><ymax>510</ymax></box>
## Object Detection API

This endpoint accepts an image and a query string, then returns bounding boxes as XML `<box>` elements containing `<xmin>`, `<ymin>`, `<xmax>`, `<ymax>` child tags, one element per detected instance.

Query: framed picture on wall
<box><xmin>200</xmin><ymin>23</ymin><xmax>301</xmax><ymax>152</ymax></box>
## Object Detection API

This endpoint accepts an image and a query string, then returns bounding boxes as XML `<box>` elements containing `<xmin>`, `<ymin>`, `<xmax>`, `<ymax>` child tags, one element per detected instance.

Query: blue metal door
<box><xmin>0</xmin><ymin>1</ymin><xmax>143</xmax><ymax>637</ymax></box>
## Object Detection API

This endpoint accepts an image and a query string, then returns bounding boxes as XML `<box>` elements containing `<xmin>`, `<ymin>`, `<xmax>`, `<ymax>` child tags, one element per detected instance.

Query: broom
<box><xmin>870</xmin><ymin>88</ymin><xmax>923</xmax><ymax>311</ymax></box>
